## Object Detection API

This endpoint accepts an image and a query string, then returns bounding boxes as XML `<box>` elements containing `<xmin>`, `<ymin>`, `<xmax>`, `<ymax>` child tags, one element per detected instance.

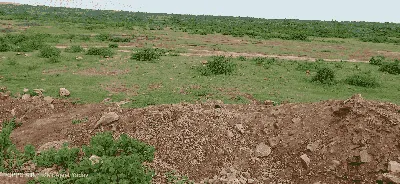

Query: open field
<box><xmin>1</xmin><ymin>3</ymin><xmax>400</xmax><ymax>184</ymax></box>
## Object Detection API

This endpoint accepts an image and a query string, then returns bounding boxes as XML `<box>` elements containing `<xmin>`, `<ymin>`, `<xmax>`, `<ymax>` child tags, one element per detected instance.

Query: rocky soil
<box><xmin>1</xmin><ymin>91</ymin><xmax>400</xmax><ymax>184</ymax></box>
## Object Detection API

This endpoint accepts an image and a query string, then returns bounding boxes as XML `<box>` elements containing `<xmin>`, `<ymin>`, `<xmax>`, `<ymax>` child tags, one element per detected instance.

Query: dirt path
<box><xmin>55</xmin><ymin>45</ymin><xmax>369</xmax><ymax>63</ymax></box>
<box><xmin>1</xmin><ymin>93</ymin><xmax>400</xmax><ymax>183</ymax></box>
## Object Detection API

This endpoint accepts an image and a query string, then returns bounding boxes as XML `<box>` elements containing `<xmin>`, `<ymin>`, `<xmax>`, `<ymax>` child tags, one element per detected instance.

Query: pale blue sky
<box><xmin>10</xmin><ymin>0</ymin><xmax>400</xmax><ymax>23</ymax></box>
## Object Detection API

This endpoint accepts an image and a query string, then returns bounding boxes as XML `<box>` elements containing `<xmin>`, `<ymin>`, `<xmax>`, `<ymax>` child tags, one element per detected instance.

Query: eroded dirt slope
<box><xmin>1</xmin><ymin>93</ymin><xmax>400</xmax><ymax>184</ymax></box>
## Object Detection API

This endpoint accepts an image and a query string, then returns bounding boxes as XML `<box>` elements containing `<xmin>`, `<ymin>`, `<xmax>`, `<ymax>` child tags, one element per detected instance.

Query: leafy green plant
<box><xmin>108</xmin><ymin>43</ymin><xmax>119</xmax><ymax>48</ymax></box>
<box><xmin>65</xmin><ymin>45</ymin><xmax>84</xmax><ymax>53</ymax></box>
<box><xmin>39</xmin><ymin>46</ymin><xmax>61</xmax><ymax>58</ymax></box>
<box><xmin>165</xmin><ymin>171</ymin><xmax>194</xmax><ymax>184</ymax></box>
<box><xmin>369</xmin><ymin>55</ymin><xmax>385</xmax><ymax>66</ymax></box>
<box><xmin>237</xmin><ymin>56</ymin><xmax>247</xmax><ymax>61</ymax></box>
<box><xmin>312</xmin><ymin>67</ymin><xmax>336</xmax><ymax>85</ymax></box>
<box><xmin>95</xmin><ymin>33</ymin><xmax>110</xmax><ymax>41</ymax></box>
<box><xmin>345</xmin><ymin>71</ymin><xmax>379</xmax><ymax>88</ymax></box>
<box><xmin>86</xmin><ymin>47</ymin><xmax>114</xmax><ymax>57</ymax></box>
<box><xmin>378</xmin><ymin>60</ymin><xmax>400</xmax><ymax>75</ymax></box>
<box><xmin>198</xmin><ymin>56</ymin><xmax>236</xmax><ymax>76</ymax></box>
<box><xmin>131</xmin><ymin>48</ymin><xmax>165</xmax><ymax>61</ymax></box>
<box><xmin>0</xmin><ymin>43</ymin><xmax>12</xmax><ymax>52</ymax></box>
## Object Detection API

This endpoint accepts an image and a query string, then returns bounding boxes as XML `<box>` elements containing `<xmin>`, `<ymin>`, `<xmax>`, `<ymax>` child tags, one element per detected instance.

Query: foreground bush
<box><xmin>379</xmin><ymin>60</ymin><xmax>400</xmax><ymax>75</ymax></box>
<box><xmin>345</xmin><ymin>72</ymin><xmax>379</xmax><ymax>88</ymax></box>
<box><xmin>108</xmin><ymin>43</ymin><xmax>119</xmax><ymax>48</ymax></box>
<box><xmin>198</xmin><ymin>56</ymin><xmax>236</xmax><ymax>76</ymax></box>
<box><xmin>39</xmin><ymin>46</ymin><xmax>61</xmax><ymax>58</ymax></box>
<box><xmin>86</xmin><ymin>47</ymin><xmax>114</xmax><ymax>57</ymax></box>
<box><xmin>312</xmin><ymin>67</ymin><xmax>335</xmax><ymax>85</ymax></box>
<box><xmin>0</xmin><ymin>118</ymin><xmax>156</xmax><ymax>183</ymax></box>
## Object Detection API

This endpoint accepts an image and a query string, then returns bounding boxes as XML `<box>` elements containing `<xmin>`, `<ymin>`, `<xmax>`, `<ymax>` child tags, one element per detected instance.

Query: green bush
<box><xmin>109</xmin><ymin>37</ymin><xmax>130</xmax><ymax>42</ymax></box>
<box><xmin>86</xmin><ymin>47</ymin><xmax>114</xmax><ymax>57</ymax></box>
<box><xmin>39</xmin><ymin>46</ymin><xmax>61</xmax><ymax>58</ymax></box>
<box><xmin>95</xmin><ymin>33</ymin><xmax>110</xmax><ymax>41</ymax></box>
<box><xmin>65</xmin><ymin>45</ymin><xmax>84</xmax><ymax>53</ymax></box>
<box><xmin>0</xmin><ymin>43</ymin><xmax>12</xmax><ymax>52</ymax></box>
<box><xmin>131</xmin><ymin>48</ymin><xmax>165</xmax><ymax>61</ymax></box>
<box><xmin>199</xmin><ymin>56</ymin><xmax>236</xmax><ymax>76</ymax></box>
<box><xmin>345</xmin><ymin>72</ymin><xmax>379</xmax><ymax>88</ymax></box>
<box><xmin>369</xmin><ymin>55</ymin><xmax>385</xmax><ymax>66</ymax></box>
<box><xmin>108</xmin><ymin>43</ymin><xmax>119</xmax><ymax>48</ymax></box>
<box><xmin>312</xmin><ymin>67</ymin><xmax>336</xmax><ymax>85</ymax></box>
<box><xmin>379</xmin><ymin>60</ymin><xmax>400</xmax><ymax>75</ymax></box>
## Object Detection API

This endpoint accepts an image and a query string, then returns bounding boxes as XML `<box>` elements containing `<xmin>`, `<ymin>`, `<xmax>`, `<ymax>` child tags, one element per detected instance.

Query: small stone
<box><xmin>292</xmin><ymin>117</ymin><xmax>301</xmax><ymax>124</ymax></box>
<box><xmin>360</xmin><ymin>149</ymin><xmax>372</xmax><ymax>163</ymax></box>
<box><xmin>255</xmin><ymin>143</ymin><xmax>272</xmax><ymax>158</ymax></box>
<box><xmin>264</xmin><ymin>100</ymin><xmax>274</xmax><ymax>106</ymax></box>
<box><xmin>76</xmin><ymin>56</ymin><xmax>83</xmax><ymax>60</ymax></box>
<box><xmin>248</xmin><ymin>179</ymin><xmax>255</xmax><ymax>183</ymax></box>
<box><xmin>11</xmin><ymin>108</ymin><xmax>16</xmax><ymax>116</ymax></box>
<box><xmin>59</xmin><ymin>88</ymin><xmax>70</xmax><ymax>97</ymax></box>
<box><xmin>307</xmin><ymin>141</ymin><xmax>321</xmax><ymax>152</ymax></box>
<box><xmin>49</xmin><ymin>104</ymin><xmax>55</xmax><ymax>109</ymax></box>
<box><xmin>300</xmin><ymin>154</ymin><xmax>311</xmax><ymax>168</ymax></box>
<box><xmin>383</xmin><ymin>173</ymin><xmax>400</xmax><ymax>183</ymax></box>
<box><xmin>388</xmin><ymin>161</ymin><xmax>400</xmax><ymax>173</ymax></box>
<box><xmin>22</xmin><ymin>94</ymin><xmax>30</xmax><ymax>100</ymax></box>
<box><xmin>93</xmin><ymin>112</ymin><xmax>120</xmax><ymax>129</ymax></box>
<box><xmin>235</xmin><ymin>124</ymin><xmax>245</xmax><ymax>134</ymax></box>
<box><xmin>23</xmin><ymin>88</ymin><xmax>29</xmax><ymax>93</ymax></box>
<box><xmin>89</xmin><ymin>155</ymin><xmax>102</xmax><ymax>165</ymax></box>
<box><xmin>43</xmin><ymin>96</ymin><xmax>54</xmax><ymax>104</ymax></box>
<box><xmin>268</xmin><ymin>137</ymin><xmax>279</xmax><ymax>147</ymax></box>
<box><xmin>226</xmin><ymin>130</ymin><xmax>234</xmax><ymax>138</ymax></box>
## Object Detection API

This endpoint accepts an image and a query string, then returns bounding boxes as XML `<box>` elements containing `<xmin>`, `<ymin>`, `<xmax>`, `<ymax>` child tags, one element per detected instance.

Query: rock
<box><xmin>201</xmin><ymin>60</ymin><xmax>208</xmax><ymax>65</ymax></box>
<box><xmin>329</xmin><ymin>160</ymin><xmax>341</xmax><ymax>171</ymax></box>
<box><xmin>389</xmin><ymin>161</ymin><xmax>400</xmax><ymax>173</ymax></box>
<box><xmin>264</xmin><ymin>100</ymin><xmax>274</xmax><ymax>106</ymax></box>
<box><xmin>38</xmin><ymin>140</ymin><xmax>69</xmax><ymax>153</ymax></box>
<box><xmin>300</xmin><ymin>154</ymin><xmax>311</xmax><ymax>168</ymax></box>
<box><xmin>235</xmin><ymin>124</ymin><xmax>245</xmax><ymax>134</ymax></box>
<box><xmin>76</xmin><ymin>56</ymin><xmax>83</xmax><ymax>60</ymax></box>
<box><xmin>59</xmin><ymin>88</ymin><xmax>70</xmax><ymax>97</ymax></box>
<box><xmin>292</xmin><ymin>117</ymin><xmax>302</xmax><ymax>124</ymax></box>
<box><xmin>93</xmin><ymin>112</ymin><xmax>119</xmax><ymax>129</ymax></box>
<box><xmin>23</xmin><ymin>88</ymin><xmax>29</xmax><ymax>93</ymax></box>
<box><xmin>383</xmin><ymin>173</ymin><xmax>400</xmax><ymax>183</ymax></box>
<box><xmin>307</xmin><ymin>141</ymin><xmax>321</xmax><ymax>152</ymax></box>
<box><xmin>255</xmin><ymin>143</ymin><xmax>272</xmax><ymax>158</ymax></box>
<box><xmin>11</xmin><ymin>108</ymin><xmax>16</xmax><ymax>116</ymax></box>
<box><xmin>89</xmin><ymin>155</ymin><xmax>102</xmax><ymax>165</ymax></box>
<box><xmin>49</xmin><ymin>104</ymin><xmax>55</xmax><ymax>109</ymax></box>
<box><xmin>33</xmin><ymin>89</ymin><xmax>44</xmax><ymax>96</ymax></box>
<box><xmin>43</xmin><ymin>96</ymin><xmax>54</xmax><ymax>104</ymax></box>
<box><xmin>103</xmin><ymin>98</ymin><xmax>111</xmax><ymax>103</ymax></box>
<box><xmin>226</xmin><ymin>130</ymin><xmax>234</xmax><ymax>138</ymax></box>
<box><xmin>268</xmin><ymin>137</ymin><xmax>279</xmax><ymax>147</ymax></box>
<box><xmin>360</xmin><ymin>149</ymin><xmax>372</xmax><ymax>163</ymax></box>
<box><xmin>21</xmin><ymin>94</ymin><xmax>30</xmax><ymax>100</ymax></box>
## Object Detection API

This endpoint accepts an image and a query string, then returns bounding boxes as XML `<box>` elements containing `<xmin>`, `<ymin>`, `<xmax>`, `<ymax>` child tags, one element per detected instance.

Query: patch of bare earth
<box><xmin>1</xmin><ymin>92</ymin><xmax>400</xmax><ymax>183</ymax></box>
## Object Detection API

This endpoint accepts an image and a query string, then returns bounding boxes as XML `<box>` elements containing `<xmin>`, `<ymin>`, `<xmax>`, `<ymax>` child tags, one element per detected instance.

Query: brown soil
<box><xmin>1</xmin><ymin>93</ymin><xmax>400</xmax><ymax>183</ymax></box>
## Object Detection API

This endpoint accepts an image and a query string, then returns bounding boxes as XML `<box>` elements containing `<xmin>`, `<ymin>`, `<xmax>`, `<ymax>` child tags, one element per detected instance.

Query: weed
<box><xmin>72</xmin><ymin>117</ymin><xmax>88</xmax><ymax>124</ymax></box>
<box><xmin>165</xmin><ymin>171</ymin><xmax>194</xmax><ymax>184</ymax></box>
<box><xmin>334</xmin><ymin>62</ymin><xmax>344</xmax><ymax>69</ymax></box>
<box><xmin>369</xmin><ymin>55</ymin><xmax>385</xmax><ymax>66</ymax></box>
<box><xmin>345</xmin><ymin>71</ymin><xmax>379</xmax><ymax>88</ymax></box>
<box><xmin>86</xmin><ymin>47</ymin><xmax>114</xmax><ymax>57</ymax></box>
<box><xmin>312</xmin><ymin>67</ymin><xmax>336</xmax><ymax>85</ymax></box>
<box><xmin>95</xmin><ymin>33</ymin><xmax>110</xmax><ymax>41</ymax></box>
<box><xmin>0</xmin><ymin>43</ymin><xmax>12</xmax><ymax>52</ymax></box>
<box><xmin>109</xmin><ymin>37</ymin><xmax>130</xmax><ymax>42</ymax></box>
<box><xmin>108</xmin><ymin>43</ymin><xmax>119</xmax><ymax>48</ymax></box>
<box><xmin>39</xmin><ymin>46</ymin><xmax>61</xmax><ymax>58</ymax></box>
<box><xmin>65</xmin><ymin>45</ymin><xmax>84</xmax><ymax>53</ymax></box>
<box><xmin>47</xmin><ymin>56</ymin><xmax>61</xmax><ymax>63</ymax></box>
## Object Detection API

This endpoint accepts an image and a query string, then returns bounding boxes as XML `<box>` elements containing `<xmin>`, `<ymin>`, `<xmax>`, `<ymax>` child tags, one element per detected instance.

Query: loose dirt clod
<box><xmin>59</xmin><ymin>88</ymin><xmax>70</xmax><ymax>97</ymax></box>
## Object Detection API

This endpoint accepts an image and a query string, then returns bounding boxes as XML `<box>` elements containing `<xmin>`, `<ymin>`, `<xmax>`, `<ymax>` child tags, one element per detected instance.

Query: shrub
<box><xmin>312</xmin><ymin>67</ymin><xmax>335</xmax><ymax>85</ymax></box>
<box><xmin>109</xmin><ymin>37</ymin><xmax>130</xmax><ymax>42</ymax></box>
<box><xmin>39</xmin><ymin>46</ymin><xmax>61</xmax><ymax>58</ymax></box>
<box><xmin>199</xmin><ymin>56</ymin><xmax>236</xmax><ymax>76</ymax></box>
<box><xmin>108</xmin><ymin>43</ymin><xmax>119</xmax><ymax>48</ymax></box>
<box><xmin>86</xmin><ymin>47</ymin><xmax>114</xmax><ymax>57</ymax></box>
<box><xmin>379</xmin><ymin>60</ymin><xmax>400</xmax><ymax>75</ymax></box>
<box><xmin>95</xmin><ymin>33</ymin><xmax>110</xmax><ymax>41</ymax></box>
<box><xmin>0</xmin><ymin>43</ymin><xmax>12</xmax><ymax>52</ymax></box>
<box><xmin>345</xmin><ymin>72</ymin><xmax>379</xmax><ymax>88</ymax></box>
<box><xmin>65</xmin><ymin>45</ymin><xmax>84</xmax><ymax>53</ymax></box>
<box><xmin>369</xmin><ymin>55</ymin><xmax>385</xmax><ymax>66</ymax></box>
<box><xmin>237</xmin><ymin>56</ymin><xmax>247</xmax><ymax>61</ymax></box>
<box><xmin>131</xmin><ymin>48</ymin><xmax>164</xmax><ymax>61</ymax></box>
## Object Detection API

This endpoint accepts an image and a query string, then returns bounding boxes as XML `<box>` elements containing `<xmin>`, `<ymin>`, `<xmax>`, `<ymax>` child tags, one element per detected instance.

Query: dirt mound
<box><xmin>1</xmin><ymin>94</ymin><xmax>400</xmax><ymax>183</ymax></box>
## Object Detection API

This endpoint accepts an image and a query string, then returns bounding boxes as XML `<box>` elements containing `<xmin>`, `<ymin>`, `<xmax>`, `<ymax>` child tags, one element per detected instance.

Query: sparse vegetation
<box><xmin>345</xmin><ymin>71</ymin><xmax>379</xmax><ymax>88</ymax></box>
<box><xmin>39</xmin><ymin>46</ymin><xmax>61</xmax><ymax>58</ymax></box>
<box><xmin>65</xmin><ymin>45</ymin><xmax>84</xmax><ymax>53</ymax></box>
<box><xmin>369</xmin><ymin>55</ymin><xmax>385</xmax><ymax>66</ymax></box>
<box><xmin>86</xmin><ymin>47</ymin><xmax>114</xmax><ymax>57</ymax></box>
<box><xmin>197</xmin><ymin>55</ymin><xmax>236</xmax><ymax>76</ymax></box>
<box><xmin>379</xmin><ymin>60</ymin><xmax>400</xmax><ymax>75</ymax></box>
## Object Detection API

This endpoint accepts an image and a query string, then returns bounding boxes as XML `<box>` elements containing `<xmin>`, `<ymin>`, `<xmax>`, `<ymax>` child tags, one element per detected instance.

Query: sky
<box><xmin>9</xmin><ymin>0</ymin><xmax>400</xmax><ymax>23</ymax></box>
